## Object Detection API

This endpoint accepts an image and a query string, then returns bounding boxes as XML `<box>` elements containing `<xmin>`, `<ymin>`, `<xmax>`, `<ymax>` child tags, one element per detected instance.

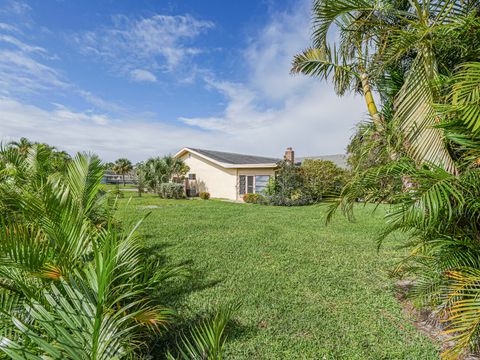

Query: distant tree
<box><xmin>113</xmin><ymin>158</ymin><xmax>133</xmax><ymax>186</ymax></box>
<box><xmin>144</xmin><ymin>157</ymin><xmax>167</xmax><ymax>194</ymax></box>
<box><xmin>266</xmin><ymin>160</ymin><xmax>308</xmax><ymax>205</ymax></box>
<box><xmin>103</xmin><ymin>162</ymin><xmax>115</xmax><ymax>171</ymax></box>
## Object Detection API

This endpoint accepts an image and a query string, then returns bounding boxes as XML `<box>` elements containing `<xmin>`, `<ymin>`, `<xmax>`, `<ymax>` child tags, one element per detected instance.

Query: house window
<box><xmin>247</xmin><ymin>176</ymin><xmax>254</xmax><ymax>194</ymax></box>
<box><xmin>239</xmin><ymin>175</ymin><xmax>246</xmax><ymax>195</ymax></box>
<box><xmin>188</xmin><ymin>173</ymin><xmax>196</xmax><ymax>180</ymax></box>
<box><xmin>238</xmin><ymin>175</ymin><xmax>271</xmax><ymax>196</ymax></box>
<box><xmin>255</xmin><ymin>175</ymin><xmax>270</xmax><ymax>193</ymax></box>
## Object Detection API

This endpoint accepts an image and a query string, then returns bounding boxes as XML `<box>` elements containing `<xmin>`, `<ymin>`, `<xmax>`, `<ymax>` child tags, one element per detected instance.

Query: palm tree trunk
<box><xmin>360</xmin><ymin>73</ymin><xmax>382</xmax><ymax>128</ymax></box>
<box><xmin>122</xmin><ymin>174</ymin><xmax>125</xmax><ymax>186</ymax></box>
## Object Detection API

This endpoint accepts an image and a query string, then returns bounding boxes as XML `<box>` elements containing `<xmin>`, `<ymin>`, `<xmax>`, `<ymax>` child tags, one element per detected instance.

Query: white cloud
<box><xmin>180</xmin><ymin>1</ymin><xmax>366</xmax><ymax>156</ymax></box>
<box><xmin>0</xmin><ymin>97</ymin><xmax>224</xmax><ymax>161</ymax></box>
<box><xmin>72</xmin><ymin>14</ymin><xmax>214</xmax><ymax>75</ymax></box>
<box><xmin>130</xmin><ymin>69</ymin><xmax>157</xmax><ymax>83</ymax></box>
<box><xmin>0</xmin><ymin>1</ymin><xmax>366</xmax><ymax>160</ymax></box>
<box><xmin>0</xmin><ymin>26</ymin><xmax>124</xmax><ymax>113</ymax></box>
<box><xmin>0</xmin><ymin>49</ymin><xmax>68</xmax><ymax>95</ymax></box>
<box><xmin>0</xmin><ymin>22</ymin><xmax>19</xmax><ymax>33</ymax></box>
<box><xmin>0</xmin><ymin>34</ymin><xmax>47</xmax><ymax>54</ymax></box>
<box><xmin>0</xmin><ymin>1</ymin><xmax>31</xmax><ymax>16</ymax></box>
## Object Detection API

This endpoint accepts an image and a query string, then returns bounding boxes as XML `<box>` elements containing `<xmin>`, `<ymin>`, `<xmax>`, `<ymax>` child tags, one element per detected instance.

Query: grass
<box><xmin>116</xmin><ymin>195</ymin><xmax>439</xmax><ymax>359</ymax></box>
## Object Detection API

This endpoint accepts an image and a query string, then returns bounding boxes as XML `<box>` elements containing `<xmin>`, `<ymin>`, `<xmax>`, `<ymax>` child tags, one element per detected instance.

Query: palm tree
<box><xmin>8</xmin><ymin>137</ymin><xmax>32</xmax><ymax>155</ymax></box>
<box><xmin>292</xmin><ymin>0</ymin><xmax>477</xmax><ymax>174</ymax></box>
<box><xmin>163</xmin><ymin>155</ymin><xmax>189</xmax><ymax>181</ymax></box>
<box><xmin>113</xmin><ymin>158</ymin><xmax>133</xmax><ymax>186</ymax></box>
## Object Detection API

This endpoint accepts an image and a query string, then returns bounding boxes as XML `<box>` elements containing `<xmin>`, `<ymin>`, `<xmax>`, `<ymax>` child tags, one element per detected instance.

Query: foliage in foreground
<box><xmin>0</xmin><ymin>143</ymin><xmax>235</xmax><ymax>359</ymax></box>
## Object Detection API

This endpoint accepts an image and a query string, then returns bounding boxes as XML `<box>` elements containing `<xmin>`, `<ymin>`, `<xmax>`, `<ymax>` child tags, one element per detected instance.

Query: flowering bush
<box><xmin>242</xmin><ymin>193</ymin><xmax>267</xmax><ymax>204</ymax></box>
<box><xmin>199</xmin><ymin>191</ymin><xmax>210</xmax><ymax>200</ymax></box>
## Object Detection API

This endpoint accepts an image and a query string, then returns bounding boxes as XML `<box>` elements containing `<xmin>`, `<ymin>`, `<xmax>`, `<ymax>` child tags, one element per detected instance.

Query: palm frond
<box><xmin>291</xmin><ymin>46</ymin><xmax>359</xmax><ymax>95</ymax></box>
<box><xmin>167</xmin><ymin>303</ymin><xmax>240</xmax><ymax>360</ymax></box>
<box><xmin>394</xmin><ymin>52</ymin><xmax>456</xmax><ymax>173</ymax></box>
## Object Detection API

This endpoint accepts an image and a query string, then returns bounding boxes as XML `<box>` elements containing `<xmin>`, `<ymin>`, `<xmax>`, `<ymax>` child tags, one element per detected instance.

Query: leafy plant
<box><xmin>144</xmin><ymin>156</ymin><xmax>189</xmax><ymax>195</ymax></box>
<box><xmin>0</xmin><ymin>146</ymin><xmax>182</xmax><ymax>359</ymax></box>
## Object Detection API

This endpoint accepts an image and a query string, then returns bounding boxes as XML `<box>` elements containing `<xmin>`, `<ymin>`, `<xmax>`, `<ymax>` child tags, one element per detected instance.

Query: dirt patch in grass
<box><xmin>396</xmin><ymin>280</ymin><xmax>479</xmax><ymax>360</ymax></box>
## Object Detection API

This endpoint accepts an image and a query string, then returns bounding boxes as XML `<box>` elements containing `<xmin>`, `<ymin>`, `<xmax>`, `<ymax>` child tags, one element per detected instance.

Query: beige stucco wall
<box><xmin>180</xmin><ymin>152</ymin><xmax>276</xmax><ymax>200</ymax></box>
<box><xmin>180</xmin><ymin>153</ymin><xmax>237</xmax><ymax>199</ymax></box>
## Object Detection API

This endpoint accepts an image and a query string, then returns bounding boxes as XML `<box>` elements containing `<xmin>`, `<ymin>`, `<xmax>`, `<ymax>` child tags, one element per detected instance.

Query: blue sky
<box><xmin>0</xmin><ymin>0</ymin><xmax>365</xmax><ymax>161</ymax></box>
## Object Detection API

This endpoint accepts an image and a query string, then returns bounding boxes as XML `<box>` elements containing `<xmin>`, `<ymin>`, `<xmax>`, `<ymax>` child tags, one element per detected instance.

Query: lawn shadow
<box><xmin>141</xmin><ymin>242</ymin><xmax>224</xmax><ymax>308</ymax></box>
<box><xmin>139</xmin><ymin>241</ymin><xmax>249</xmax><ymax>359</ymax></box>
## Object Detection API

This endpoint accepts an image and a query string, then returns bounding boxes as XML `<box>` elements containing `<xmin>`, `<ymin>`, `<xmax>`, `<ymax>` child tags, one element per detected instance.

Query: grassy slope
<box><xmin>116</xmin><ymin>195</ymin><xmax>438</xmax><ymax>359</ymax></box>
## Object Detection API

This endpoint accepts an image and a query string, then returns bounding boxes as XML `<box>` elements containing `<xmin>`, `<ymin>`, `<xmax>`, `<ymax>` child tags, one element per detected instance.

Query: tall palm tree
<box><xmin>113</xmin><ymin>158</ymin><xmax>133</xmax><ymax>186</ymax></box>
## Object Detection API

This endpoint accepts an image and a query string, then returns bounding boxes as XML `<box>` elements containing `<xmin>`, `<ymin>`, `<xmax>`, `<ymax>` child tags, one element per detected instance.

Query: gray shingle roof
<box><xmin>296</xmin><ymin>154</ymin><xmax>348</xmax><ymax>169</ymax></box>
<box><xmin>189</xmin><ymin>148</ymin><xmax>280</xmax><ymax>165</ymax></box>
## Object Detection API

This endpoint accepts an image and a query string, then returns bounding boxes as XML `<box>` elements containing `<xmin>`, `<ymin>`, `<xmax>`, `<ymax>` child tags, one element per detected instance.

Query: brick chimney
<box><xmin>284</xmin><ymin>147</ymin><xmax>294</xmax><ymax>164</ymax></box>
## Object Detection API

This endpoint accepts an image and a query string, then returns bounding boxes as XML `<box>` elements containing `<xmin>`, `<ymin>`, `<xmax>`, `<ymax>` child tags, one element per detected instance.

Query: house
<box><xmin>174</xmin><ymin>147</ymin><xmax>347</xmax><ymax>200</ymax></box>
<box><xmin>174</xmin><ymin>147</ymin><xmax>293</xmax><ymax>200</ymax></box>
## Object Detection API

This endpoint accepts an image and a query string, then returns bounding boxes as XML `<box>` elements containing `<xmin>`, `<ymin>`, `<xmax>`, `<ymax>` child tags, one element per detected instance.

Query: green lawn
<box><xmin>116</xmin><ymin>195</ymin><xmax>438</xmax><ymax>359</ymax></box>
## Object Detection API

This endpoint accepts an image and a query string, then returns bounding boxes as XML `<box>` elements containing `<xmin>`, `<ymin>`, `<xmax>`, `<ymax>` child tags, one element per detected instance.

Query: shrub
<box><xmin>199</xmin><ymin>191</ymin><xmax>210</xmax><ymax>200</ymax></box>
<box><xmin>242</xmin><ymin>193</ymin><xmax>267</xmax><ymax>204</ymax></box>
<box><xmin>265</xmin><ymin>160</ymin><xmax>311</xmax><ymax>206</ymax></box>
<box><xmin>268</xmin><ymin>194</ymin><xmax>312</xmax><ymax>206</ymax></box>
<box><xmin>301</xmin><ymin>159</ymin><xmax>348</xmax><ymax>201</ymax></box>
<box><xmin>159</xmin><ymin>182</ymin><xmax>185</xmax><ymax>199</ymax></box>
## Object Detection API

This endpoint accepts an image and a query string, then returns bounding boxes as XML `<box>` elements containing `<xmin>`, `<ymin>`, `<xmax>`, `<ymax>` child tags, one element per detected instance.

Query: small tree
<box><xmin>135</xmin><ymin>163</ymin><xmax>146</xmax><ymax>197</ymax></box>
<box><xmin>113</xmin><ymin>158</ymin><xmax>133</xmax><ymax>186</ymax></box>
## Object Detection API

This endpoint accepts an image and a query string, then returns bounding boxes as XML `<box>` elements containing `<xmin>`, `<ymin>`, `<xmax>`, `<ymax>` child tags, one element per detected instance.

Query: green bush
<box><xmin>265</xmin><ymin>160</ymin><xmax>311</xmax><ymax>205</ymax></box>
<box><xmin>199</xmin><ymin>191</ymin><xmax>210</xmax><ymax>200</ymax></box>
<box><xmin>268</xmin><ymin>195</ymin><xmax>312</xmax><ymax>206</ymax></box>
<box><xmin>301</xmin><ymin>159</ymin><xmax>348</xmax><ymax>201</ymax></box>
<box><xmin>159</xmin><ymin>183</ymin><xmax>185</xmax><ymax>199</ymax></box>
<box><xmin>242</xmin><ymin>193</ymin><xmax>267</xmax><ymax>204</ymax></box>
